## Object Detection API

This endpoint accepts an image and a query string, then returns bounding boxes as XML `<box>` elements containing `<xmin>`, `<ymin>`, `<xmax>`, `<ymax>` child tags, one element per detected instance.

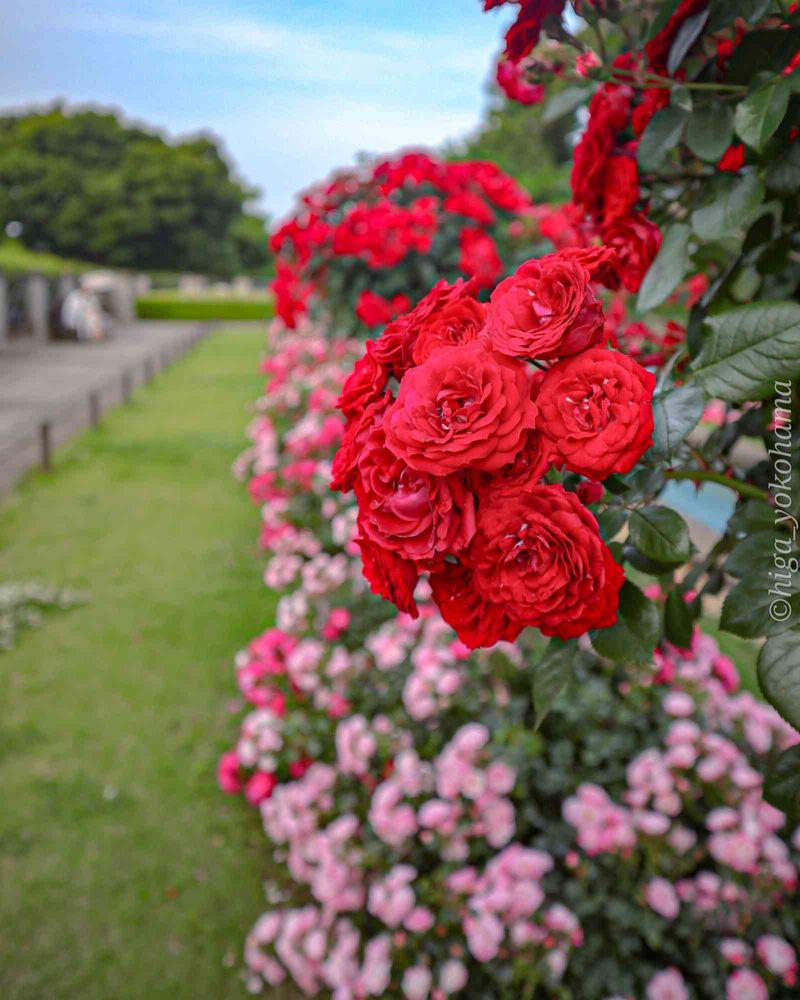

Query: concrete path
<box><xmin>0</xmin><ymin>321</ymin><xmax>211</xmax><ymax>495</ymax></box>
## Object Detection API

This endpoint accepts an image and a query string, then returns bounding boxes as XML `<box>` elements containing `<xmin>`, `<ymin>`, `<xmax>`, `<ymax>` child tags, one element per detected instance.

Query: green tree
<box><xmin>0</xmin><ymin>104</ymin><xmax>270</xmax><ymax>275</ymax></box>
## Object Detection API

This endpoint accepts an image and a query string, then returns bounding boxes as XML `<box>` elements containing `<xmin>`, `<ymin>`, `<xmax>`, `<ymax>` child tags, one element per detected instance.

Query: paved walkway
<box><xmin>0</xmin><ymin>321</ymin><xmax>211</xmax><ymax>495</ymax></box>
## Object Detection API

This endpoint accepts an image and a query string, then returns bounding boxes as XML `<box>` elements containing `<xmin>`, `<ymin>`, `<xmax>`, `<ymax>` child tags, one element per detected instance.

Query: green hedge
<box><xmin>136</xmin><ymin>295</ymin><xmax>274</xmax><ymax>321</ymax></box>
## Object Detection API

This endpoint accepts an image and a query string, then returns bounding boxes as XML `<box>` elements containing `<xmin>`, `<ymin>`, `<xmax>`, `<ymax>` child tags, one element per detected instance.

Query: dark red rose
<box><xmin>430</xmin><ymin>562</ymin><xmax>523</xmax><ymax>650</ymax></box>
<box><xmin>357</xmin><ymin>531</ymin><xmax>419</xmax><ymax>618</ymax></box>
<box><xmin>601</xmin><ymin>212</ymin><xmax>663</xmax><ymax>294</ymax></box>
<box><xmin>383</xmin><ymin>340</ymin><xmax>538</xmax><ymax>475</ymax></box>
<box><xmin>486</xmin><ymin>253</ymin><xmax>604</xmax><ymax>360</ymax></box>
<box><xmin>571</xmin><ymin>83</ymin><xmax>633</xmax><ymax>219</ymax></box>
<box><xmin>631</xmin><ymin>86</ymin><xmax>670</xmax><ymax>137</ymax></box>
<box><xmin>558</xmin><ymin>245</ymin><xmax>619</xmax><ymax>289</ymax></box>
<box><xmin>504</xmin><ymin>0</ymin><xmax>567</xmax><ymax>62</ymax></box>
<box><xmin>645</xmin><ymin>0</ymin><xmax>709</xmax><ymax>73</ymax></box>
<box><xmin>458</xmin><ymin>228</ymin><xmax>503</xmax><ymax>288</ymax></box>
<box><xmin>411</xmin><ymin>285</ymin><xmax>486</xmax><ymax>366</ymax></box>
<box><xmin>331</xmin><ymin>393</ymin><xmax>392</xmax><ymax>493</ymax></box>
<box><xmin>338</xmin><ymin>342</ymin><xmax>390</xmax><ymax>419</ymax></box>
<box><xmin>355</xmin><ymin>424</ymin><xmax>476</xmax><ymax>566</ymax></box>
<box><xmin>466</xmin><ymin>483</ymin><xmax>624</xmax><ymax>641</ymax></box>
<box><xmin>601</xmin><ymin>155</ymin><xmax>640</xmax><ymax>223</ymax></box>
<box><xmin>536</xmin><ymin>347</ymin><xmax>655</xmax><ymax>479</ymax></box>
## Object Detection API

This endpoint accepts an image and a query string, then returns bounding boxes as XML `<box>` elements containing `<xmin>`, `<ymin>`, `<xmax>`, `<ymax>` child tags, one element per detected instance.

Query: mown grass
<box><xmin>0</xmin><ymin>325</ymin><xmax>282</xmax><ymax>999</ymax></box>
<box><xmin>0</xmin><ymin>239</ymin><xmax>91</xmax><ymax>276</ymax></box>
<box><xmin>137</xmin><ymin>295</ymin><xmax>274</xmax><ymax>322</ymax></box>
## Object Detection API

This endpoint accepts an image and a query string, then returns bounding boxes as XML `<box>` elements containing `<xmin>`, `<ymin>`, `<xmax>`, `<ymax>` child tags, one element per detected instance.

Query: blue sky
<box><xmin>1</xmin><ymin>1</ymin><xmax>513</xmax><ymax>218</ymax></box>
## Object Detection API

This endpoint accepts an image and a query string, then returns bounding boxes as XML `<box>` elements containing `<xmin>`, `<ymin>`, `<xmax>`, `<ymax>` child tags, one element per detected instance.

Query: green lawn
<box><xmin>0</xmin><ymin>325</ymin><xmax>282</xmax><ymax>999</ymax></box>
<box><xmin>137</xmin><ymin>294</ymin><xmax>274</xmax><ymax>322</ymax></box>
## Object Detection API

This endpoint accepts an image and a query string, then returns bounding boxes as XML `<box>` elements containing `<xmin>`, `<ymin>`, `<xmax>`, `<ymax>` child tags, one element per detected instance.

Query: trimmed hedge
<box><xmin>136</xmin><ymin>295</ymin><xmax>274</xmax><ymax>321</ymax></box>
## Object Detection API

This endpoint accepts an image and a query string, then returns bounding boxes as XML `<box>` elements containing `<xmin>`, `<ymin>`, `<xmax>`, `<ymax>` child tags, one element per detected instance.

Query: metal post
<box><xmin>89</xmin><ymin>392</ymin><xmax>101</xmax><ymax>428</ymax></box>
<box><xmin>39</xmin><ymin>421</ymin><xmax>51</xmax><ymax>471</ymax></box>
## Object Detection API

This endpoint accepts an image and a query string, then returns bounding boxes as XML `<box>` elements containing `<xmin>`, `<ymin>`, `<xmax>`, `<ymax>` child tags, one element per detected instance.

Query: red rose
<box><xmin>355</xmin><ymin>290</ymin><xmax>412</xmax><ymax>328</ymax></box>
<box><xmin>486</xmin><ymin>253</ymin><xmax>604</xmax><ymax>359</ymax></box>
<box><xmin>718</xmin><ymin>144</ymin><xmax>745</xmax><ymax>173</ymax></box>
<box><xmin>601</xmin><ymin>155</ymin><xmax>640</xmax><ymax>223</ymax></box>
<box><xmin>337</xmin><ymin>342</ymin><xmax>390</xmax><ymax>419</ymax></box>
<box><xmin>536</xmin><ymin>347</ymin><xmax>655</xmax><ymax>479</ymax></box>
<box><xmin>330</xmin><ymin>392</ymin><xmax>392</xmax><ymax>493</ymax></box>
<box><xmin>357</xmin><ymin>531</ymin><xmax>419</xmax><ymax>618</ymax></box>
<box><xmin>411</xmin><ymin>284</ymin><xmax>486</xmax><ymax>365</ymax></box>
<box><xmin>496</xmin><ymin>57</ymin><xmax>545</xmax><ymax>105</ymax></box>
<box><xmin>383</xmin><ymin>340</ymin><xmax>537</xmax><ymax>475</ymax></box>
<box><xmin>504</xmin><ymin>0</ymin><xmax>567</xmax><ymax>62</ymax></box>
<box><xmin>430</xmin><ymin>562</ymin><xmax>523</xmax><ymax>650</ymax></box>
<box><xmin>471</xmin><ymin>429</ymin><xmax>552</xmax><ymax>500</ymax></box>
<box><xmin>466</xmin><ymin>483</ymin><xmax>624</xmax><ymax>641</ymax></box>
<box><xmin>458</xmin><ymin>228</ymin><xmax>502</xmax><ymax>288</ymax></box>
<box><xmin>355</xmin><ymin>424</ymin><xmax>476</xmax><ymax>566</ymax></box>
<box><xmin>601</xmin><ymin>212</ymin><xmax>663</xmax><ymax>294</ymax></box>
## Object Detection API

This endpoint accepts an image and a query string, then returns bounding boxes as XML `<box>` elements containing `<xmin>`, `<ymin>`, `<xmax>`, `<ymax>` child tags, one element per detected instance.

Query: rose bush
<box><xmin>269</xmin><ymin>152</ymin><xmax>534</xmax><ymax>333</ymax></box>
<box><xmin>479</xmin><ymin>0</ymin><xmax>800</xmax><ymax>808</ymax></box>
<box><xmin>220</xmin><ymin>316</ymin><xmax>800</xmax><ymax>999</ymax></box>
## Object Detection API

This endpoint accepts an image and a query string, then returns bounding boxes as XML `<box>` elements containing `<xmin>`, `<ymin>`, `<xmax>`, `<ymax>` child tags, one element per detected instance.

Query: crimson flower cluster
<box><xmin>332</xmin><ymin>248</ymin><xmax>656</xmax><ymax>648</ymax></box>
<box><xmin>270</xmin><ymin>152</ymin><xmax>531</xmax><ymax>329</ymax></box>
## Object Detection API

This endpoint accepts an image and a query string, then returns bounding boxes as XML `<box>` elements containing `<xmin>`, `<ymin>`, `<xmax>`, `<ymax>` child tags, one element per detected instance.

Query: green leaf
<box><xmin>764</xmin><ymin>746</ymin><xmax>800</xmax><ymax>822</ymax></box>
<box><xmin>667</xmin><ymin>9</ymin><xmax>710</xmax><ymax>75</ymax></box>
<box><xmin>765</xmin><ymin>139</ymin><xmax>800</xmax><ymax>195</ymax></box>
<box><xmin>638</xmin><ymin>106</ymin><xmax>689</xmax><ymax>172</ymax></box>
<box><xmin>543</xmin><ymin>86</ymin><xmax>590</xmax><ymax>124</ymax></box>
<box><xmin>531</xmin><ymin>639</ymin><xmax>580</xmax><ymax>730</ymax></box>
<box><xmin>734</xmin><ymin>74</ymin><xmax>792</xmax><ymax>152</ymax></box>
<box><xmin>758</xmin><ymin>629</ymin><xmax>800</xmax><ymax>731</ymax></box>
<box><xmin>693</xmin><ymin>301</ymin><xmax>800</xmax><ymax>402</ymax></box>
<box><xmin>728</xmin><ymin>499</ymin><xmax>775</xmax><ymax>536</ymax></box>
<box><xmin>650</xmin><ymin>382</ymin><xmax>706</xmax><ymax>461</ymax></box>
<box><xmin>590</xmin><ymin>581</ymin><xmax>662</xmax><ymax>663</ymax></box>
<box><xmin>637</xmin><ymin>224</ymin><xmax>691</xmax><ymax>312</ymax></box>
<box><xmin>727</xmin><ymin>27</ymin><xmax>800</xmax><ymax>85</ymax></box>
<box><xmin>724</xmin><ymin>531</ymin><xmax>780</xmax><ymax>577</ymax></box>
<box><xmin>685</xmin><ymin>102</ymin><xmax>734</xmax><ymax>162</ymax></box>
<box><xmin>597</xmin><ymin>507</ymin><xmax>627</xmax><ymax>541</ymax></box>
<box><xmin>707</xmin><ymin>0</ymin><xmax>773</xmax><ymax>33</ymax></box>
<box><xmin>664</xmin><ymin>589</ymin><xmax>694</xmax><ymax>648</ymax></box>
<box><xmin>691</xmin><ymin>173</ymin><xmax>764</xmax><ymax>240</ymax></box>
<box><xmin>629</xmin><ymin>507</ymin><xmax>692</xmax><ymax>566</ymax></box>
<box><xmin>721</xmin><ymin>576</ymin><xmax>800</xmax><ymax>639</ymax></box>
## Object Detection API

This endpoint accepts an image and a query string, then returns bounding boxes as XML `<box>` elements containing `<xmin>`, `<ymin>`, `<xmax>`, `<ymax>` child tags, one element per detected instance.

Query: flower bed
<box><xmin>220</xmin><ymin>316</ymin><xmax>799</xmax><ymax>999</ymax></box>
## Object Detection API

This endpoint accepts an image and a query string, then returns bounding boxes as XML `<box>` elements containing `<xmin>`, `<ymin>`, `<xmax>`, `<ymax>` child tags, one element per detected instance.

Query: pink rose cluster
<box><xmin>218</xmin><ymin>315</ymin><xmax>800</xmax><ymax>999</ymax></box>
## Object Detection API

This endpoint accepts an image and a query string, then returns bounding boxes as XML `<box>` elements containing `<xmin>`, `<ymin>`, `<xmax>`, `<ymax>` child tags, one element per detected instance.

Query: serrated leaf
<box><xmin>685</xmin><ymin>102</ymin><xmax>734</xmax><ymax>162</ymax></box>
<box><xmin>758</xmin><ymin>629</ymin><xmax>800</xmax><ymax>730</ymax></box>
<box><xmin>543</xmin><ymin>86</ymin><xmax>590</xmax><ymax>123</ymax></box>
<box><xmin>531</xmin><ymin>639</ymin><xmax>580</xmax><ymax>730</ymax></box>
<box><xmin>764</xmin><ymin>746</ymin><xmax>800</xmax><ymax>822</ymax></box>
<box><xmin>664</xmin><ymin>589</ymin><xmax>694</xmax><ymax>648</ymax></box>
<box><xmin>597</xmin><ymin>507</ymin><xmax>627</xmax><ymax>542</ymax></box>
<box><xmin>629</xmin><ymin>507</ymin><xmax>692</xmax><ymax>566</ymax></box>
<box><xmin>724</xmin><ymin>532</ymin><xmax>783</xmax><ymax>577</ymax></box>
<box><xmin>693</xmin><ymin>301</ymin><xmax>800</xmax><ymax>402</ymax></box>
<box><xmin>590</xmin><ymin>581</ymin><xmax>662</xmax><ymax>664</ymax></box>
<box><xmin>691</xmin><ymin>173</ymin><xmax>764</xmax><ymax>240</ymax></box>
<box><xmin>637</xmin><ymin>224</ymin><xmax>691</xmax><ymax>312</ymax></box>
<box><xmin>728</xmin><ymin>499</ymin><xmax>775</xmax><ymax>536</ymax></box>
<box><xmin>650</xmin><ymin>382</ymin><xmax>706</xmax><ymax>461</ymax></box>
<box><xmin>638</xmin><ymin>106</ymin><xmax>689</xmax><ymax>172</ymax></box>
<box><xmin>667</xmin><ymin>9</ymin><xmax>710</xmax><ymax>75</ymax></box>
<box><xmin>734</xmin><ymin>74</ymin><xmax>792</xmax><ymax>152</ymax></box>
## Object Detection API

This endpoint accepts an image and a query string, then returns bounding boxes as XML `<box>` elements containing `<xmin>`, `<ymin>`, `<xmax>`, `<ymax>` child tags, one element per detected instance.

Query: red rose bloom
<box><xmin>383</xmin><ymin>340</ymin><xmax>537</xmax><ymax>475</ymax></box>
<box><xmin>411</xmin><ymin>286</ymin><xmax>487</xmax><ymax>366</ymax></box>
<box><xmin>458</xmin><ymin>228</ymin><xmax>502</xmax><ymax>288</ymax></box>
<box><xmin>471</xmin><ymin>429</ymin><xmax>552</xmax><ymax>500</ymax></box>
<box><xmin>337</xmin><ymin>342</ymin><xmax>390</xmax><ymax>419</ymax></box>
<box><xmin>330</xmin><ymin>392</ymin><xmax>392</xmax><ymax>493</ymax></box>
<box><xmin>430</xmin><ymin>563</ymin><xmax>523</xmax><ymax>649</ymax></box>
<box><xmin>486</xmin><ymin>253</ymin><xmax>604</xmax><ymax>359</ymax></box>
<box><xmin>355</xmin><ymin>425</ymin><xmax>476</xmax><ymax>566</ymax></box>
<box><xmin>718</xmin><ymin>144</ymin><xmax>745</xmax><ymax>173</ymax></box>
<box><xmin>357</xmin><ymin>531</ymin><xmax>419</xmax><ymax>618</ymax></box>
<box><xmin>504</xmin><ymin>0</ymin><xmax>567</xmax><ymax>61</ymax></box>
<box><xmin>601</xmin><ymin>155</ymin><xmax>640</xmax><ymax>223</ymax></box>
<box><xmin>601</xmin><ymin>212</ymin><xmax>663</xmax><ymax>294</ymax></box>
<box><xmin>466</xmin><ymin>483</ymin><xmax>624</xmax><ymax>641</ymax></box>
<box><xmin>536</xmin><ymin>347</ymin><xmax>655</xmax><ymax>479</ymax></box>
<box><xmin>496</xmin><ymin>57</ymin><xmax>545</xmax><ymax>105</ymax></box>
<box><xmin>355</xmin><ymin>290</ymin><xmax>412</xmax><ymax>328</ymax></box>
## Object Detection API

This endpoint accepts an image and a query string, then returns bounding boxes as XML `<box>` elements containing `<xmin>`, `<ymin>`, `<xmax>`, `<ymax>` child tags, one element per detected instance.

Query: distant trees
<box><xmin>0</xmin><ymin>104</ymin><xmax>271</xmax><ymax>275</ymax></box>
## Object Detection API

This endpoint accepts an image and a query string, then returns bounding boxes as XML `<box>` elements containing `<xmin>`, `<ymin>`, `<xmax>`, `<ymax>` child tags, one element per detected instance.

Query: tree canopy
<box><xmin>0</xmin><ymin>104</ymin><xmax>271</xmax><ymax>275</ymax></box>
